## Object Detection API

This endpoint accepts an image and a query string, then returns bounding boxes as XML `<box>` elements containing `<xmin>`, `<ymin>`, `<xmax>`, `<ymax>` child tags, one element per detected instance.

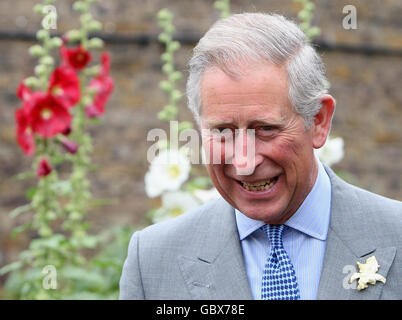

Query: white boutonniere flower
<box><xmin>349</xmin><ymin>256</ymin><xmax>386</xmax><ymax>290</ymax></box>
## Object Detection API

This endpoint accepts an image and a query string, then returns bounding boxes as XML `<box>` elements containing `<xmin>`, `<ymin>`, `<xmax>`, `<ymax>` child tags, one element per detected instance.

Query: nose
<box><xmin>232</xmin><ymin>129</ymin><xmax>263</xmax><ymax>175</ymax></box>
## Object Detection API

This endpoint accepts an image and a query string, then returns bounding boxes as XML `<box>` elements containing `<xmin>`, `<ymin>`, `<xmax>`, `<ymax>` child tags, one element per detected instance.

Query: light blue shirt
<box><xmin>235</xmin><ymin>160</ymin><xmax>331</xmax><ymax>300</ymax></box>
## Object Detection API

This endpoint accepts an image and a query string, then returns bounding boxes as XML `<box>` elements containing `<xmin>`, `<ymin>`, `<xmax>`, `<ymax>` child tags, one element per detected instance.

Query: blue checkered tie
<box><xmin>261</xmin><ymin>224</ymin><xmax>301</xmax><ymax>300</ymax></box>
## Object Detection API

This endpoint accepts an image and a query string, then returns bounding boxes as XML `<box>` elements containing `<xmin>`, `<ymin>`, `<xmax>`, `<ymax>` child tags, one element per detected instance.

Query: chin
<box><xmin>232</xmin><ymin>191</ymin><xmax>292</xmax><ymax>222</ymax></box>
<box><xmin>238</xmin><ymin>205</ymin><xmax>285</xmax><ymax>223</ymax></box>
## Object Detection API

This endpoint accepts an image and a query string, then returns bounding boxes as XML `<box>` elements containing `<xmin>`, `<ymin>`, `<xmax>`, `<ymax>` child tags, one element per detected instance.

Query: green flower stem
<box><xmin>294</xmin><ymin>0</ymin><xmax>321</xmax><ymax>41</ymax></box>
<box><xmin>157</xmin><ymin>9</ymin><xmax>193</xmax><ymax>133</ymax></box>
<box><xmin>4</xmin><ymin>0</ymin><xmax>106</xmax><ymax>299</ymax></box>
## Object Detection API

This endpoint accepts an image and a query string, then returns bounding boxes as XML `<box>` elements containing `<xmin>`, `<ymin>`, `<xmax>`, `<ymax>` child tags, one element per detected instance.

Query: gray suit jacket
<box><xmin>119</xmin><ymin>167</ymin><xmax>402</xmax><ymax>299</ymax></box>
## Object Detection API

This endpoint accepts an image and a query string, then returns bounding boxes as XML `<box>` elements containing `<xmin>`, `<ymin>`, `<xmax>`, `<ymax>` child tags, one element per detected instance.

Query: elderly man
<box><xmin>120</xmin><ymin>13</ymin><xmax>402</xmax><ymax>300</ymax></box>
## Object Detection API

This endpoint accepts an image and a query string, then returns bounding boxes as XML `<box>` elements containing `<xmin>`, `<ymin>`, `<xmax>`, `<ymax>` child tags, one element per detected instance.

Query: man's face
<box><xmin>200</xmin><ymin>62</ymin><xmax>321</xmax><ymax>224</ymax></box>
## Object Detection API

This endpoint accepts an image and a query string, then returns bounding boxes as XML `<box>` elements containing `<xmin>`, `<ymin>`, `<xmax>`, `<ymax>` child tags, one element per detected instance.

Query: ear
<box><xmin>312</xmin><ymin>94</ymin><xmax>336</xmax><ymax>149</ymax></box>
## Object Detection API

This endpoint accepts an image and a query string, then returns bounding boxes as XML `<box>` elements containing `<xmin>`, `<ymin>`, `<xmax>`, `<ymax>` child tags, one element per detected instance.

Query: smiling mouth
<box><xmin>238</xmin><ymin>176</ymin><xmax>279</xmax><ymax>192</ymax></box>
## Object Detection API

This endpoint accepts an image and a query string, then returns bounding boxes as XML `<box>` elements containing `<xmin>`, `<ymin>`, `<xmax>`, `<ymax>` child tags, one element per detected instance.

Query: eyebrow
<box><xmin>202</xmin><ymin>116</ymin><xmax>286</xmax><ymax>128</ymax></box>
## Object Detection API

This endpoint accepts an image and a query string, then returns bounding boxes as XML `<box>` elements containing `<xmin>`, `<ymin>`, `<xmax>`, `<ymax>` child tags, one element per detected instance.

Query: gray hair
<box><xmin>186</xmin><ymin>13</ymin><xmax>331</xmax><ymax>128</ymax></box>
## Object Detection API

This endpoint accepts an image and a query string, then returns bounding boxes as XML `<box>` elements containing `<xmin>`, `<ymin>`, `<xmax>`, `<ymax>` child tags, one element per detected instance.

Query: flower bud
<box><xmin>88</xmin><ymin>37</ymin><xmax>104</xmax><ymax>49</ymax></box>
<box><xmin>162</xmin><ymin>63</ymin><xmax>174</xmax><ymax>74</ymax></box>
<box><xmin>158</xmin><ymin>33</ymin><xmax>171</xmax><ymax>44</ymax></box>
<box><xmin>65</xmin><ymin>30</ymin><xmax>82</xmax><ymax>42</ymax></box>
<box><xmin>49</xmin><ymin>37</ymin><xmax>63</xmax><ymax>48</ymax></box>
<box><xmin>73</xmin><ymin>1</ymin><xmax>89</xmax><ymax>13</ymax></box>
<box><xmin>87</xmin><ymin>20</ymin><xmax>102</xmax><ymax>32</ymax></box>
<box><xmin>36</xmin><ymin>29</ymin><xmax>49</xmax><ymax>41</ymax></box>
<box><xmin>160</xmin><ymin>52</ymin><xmax>172</xmax><ymax>63</ymax></box>
<box><xmin>62</xmin><ymin>126</ymin><xmax>72</xmax><ymax>136</ymax></box>
<box><xmin>169</xmin><ymin>71</ymin><xmax>182</xmax><ymax>82</ymax></box>
<box><xmin>39</xmin><ymin>56</ymin><xmax>54</xmax><ymax>66</ymax></box>
<box><xmin>29</xmin><ymin>44</ymin><xmax>46</xmax><ymax>57</ymax></box>
<box><xmin>33</xmin><ymin>4</ymin><xmax>44</xmax><ymax>14</ymax></box>
<box><xmin>61</xmin><ymin>139</ymin><xmax>79</xmax><ymax>154</ymax></box>
<box><xmin>298</xmin><ymin>10</ymin><xmax>311</xmax><ymax>22</ymax></box>
<box><xmin>307</xmin><ymin>26</ymin><xmax>321</xmax><ymax>38</ymax></box>
<box><xmin>37</xmin><ymin>158</ymin><xmax>52</xmax><ymax>177</ymax></box>
<box><xmin>24</xmin><ymin>77</ymin><xmax>40</xmax><ymax>88</ymax></box>
<box><xmin>34</xmin><ymin>64</ymin><xmax>47</xmax><ymax>76</ymax></box>
<box><xmin>157</xmin><ymin>9</ymin><xmax>173</xmax><ymax>21</ymax></box>
<box><xmin>159</xmin><ymin>80</ymin><xmax>173</xmax><ymax>92</ymax></box>
<box><xmin>80</xmin><ymin>13</ymin><xmax>92</xmax><ymax>25</ymax></box>
<box><xmin>167</xmin><ymin>41</ymin><xmax>180</xmax><ymax>53</ymax></box>
<box><xmin>171</xmin><ymin>90</ymin><xmax>182</xmax><ymax>102</ymax></box>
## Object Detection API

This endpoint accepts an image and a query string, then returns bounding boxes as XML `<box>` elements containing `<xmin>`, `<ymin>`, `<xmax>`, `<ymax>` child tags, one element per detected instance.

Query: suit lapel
<box><xmin>178</xmin><ymin>198</ymin><xmax>252</xmax><ymax>299</ymax></box>
<box><xmin>318</xmin><ymin>167</ymin><xmax>396</xmax><ymax>299</ymax></box>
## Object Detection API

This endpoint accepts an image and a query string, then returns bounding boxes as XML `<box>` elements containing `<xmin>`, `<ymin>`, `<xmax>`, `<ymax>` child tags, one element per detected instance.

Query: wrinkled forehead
<box><xmin>199</xmin><ymin>63</ymin><xmax>295</xmax><ymax>128</ymax></box>
<box><xmin>201</xmin><ymin>62</ymin><xmax>289</xmax><ymax>105</ymax></box>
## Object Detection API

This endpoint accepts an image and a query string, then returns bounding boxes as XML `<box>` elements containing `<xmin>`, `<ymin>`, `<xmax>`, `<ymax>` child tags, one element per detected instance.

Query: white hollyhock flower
<box><xmin>145</xmin><ymin>149</ymin><xmax>191</xmax><ymax>198</ymax></box>
<box><xmin>152</xmin><ymin>191</ymin><xmax>199</xmax><ymax>223</ymax></box>
<box><xmin>314</xmin><ymin>136</ymin><xmax>344</xmax><ymax>167</ymax></box>
<box><xmin>193</xmin><ymin>188</ymin><xmax>220</xmax><ymax>204</ymax></box>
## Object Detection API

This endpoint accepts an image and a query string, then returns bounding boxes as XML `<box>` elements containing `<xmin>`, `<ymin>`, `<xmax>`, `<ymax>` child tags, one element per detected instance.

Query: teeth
<box><xmin>241</xmin><ymin>177</ymin><xmax>277</xmax><ymax>191</ymax></box>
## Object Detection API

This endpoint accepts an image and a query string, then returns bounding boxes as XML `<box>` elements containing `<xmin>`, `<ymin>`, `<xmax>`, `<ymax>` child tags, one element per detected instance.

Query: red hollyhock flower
<box><xmin>48</xmin><ymin>67</ymin><xmax>80</xmax><ymax>108</ymax></box>
<box><xmin>85</xmin><ymin>104</ymin><xmax>101</xmax><ymax>118</ymax></box>
<box><xmin>100</xmin><ymin>52</ymin><xmax>111</xmax><ymax>76</ymax></box>
<box><xmin>85</xmin><ymin>53</ymin><xmax>114</xmax><ymax>118</ymax></box>
<box><xmin>29</xmin><ymin>92</ymin><xmax>72</xmax><ymax>138</ymax></box>
<box><xmin>15</xmin><ymin>107</ymin><xmax>35</xmax><ymax>155</ymax></box>
<box><xmin>37</xmin><ymin>158</ymin><xmax>52</xmax><ymax>177</ymax></box>
<box><xmin>60</xmin><ymin>43</ymin><xmax>91</xmax><ymax>70</ymax></box>
<box><xmin>17</xmin><ymin>80</ymin><xmax>31</xmax><ymax>101</ymax></box>
<box><xmin>85</xmin><ymin>76</ymin><xmax>114</xmax><ymax>117</ymax></box>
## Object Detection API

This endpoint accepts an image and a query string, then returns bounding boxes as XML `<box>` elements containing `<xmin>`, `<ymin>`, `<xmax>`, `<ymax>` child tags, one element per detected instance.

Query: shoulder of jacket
<box><xmin>135</xmin><ymin>198</ymin><xmax>223</xmax><ymax>248</ymax></box>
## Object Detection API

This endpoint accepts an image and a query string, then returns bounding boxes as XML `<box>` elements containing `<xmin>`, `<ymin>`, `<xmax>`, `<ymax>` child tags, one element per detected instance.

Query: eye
<box><xmin>256</xmin><ymin>125</ymin><xmax>277</xmax><ymax>137</ymax></box>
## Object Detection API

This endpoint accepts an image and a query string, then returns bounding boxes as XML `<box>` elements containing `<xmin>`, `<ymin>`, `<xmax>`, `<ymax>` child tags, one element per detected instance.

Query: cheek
<box><xmin>266</xmin><ymin>136</ymin><xmax>312</xmax><ymax>172</ymax></box>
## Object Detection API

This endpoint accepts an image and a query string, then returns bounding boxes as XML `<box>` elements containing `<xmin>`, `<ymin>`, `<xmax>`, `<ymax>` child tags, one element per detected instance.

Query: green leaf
<box><xmin>9</xmin><ymin>204</ymin><xmax>32</xmax><ymax>218</ymax></box>
<box><xmin>61</xmin><ymin>266</ymin><xmax>106</xmax><ymax>291</ymax></box>
<box><xmin>0</xmin><ymin>261</ymin><xmax>23</xmax><ymax>276</ymax></box>
<box><xmin>29</xmin><ymin>234</ymin><xmax>66</xmax><ymax>250</ymax></box>
<box><xmin>50</xmin><ymin>180</ymin><xmax>72</xmax><ymax>195</ymax></box>
<box><xmin>81</xmin><ymin>235</ymin><xmax>99</xmax><ymax>248</ymax></box>
<box><xmin>11</xmin><ymin>223</ymin><xmax>32</xmax><ymax>239</ymax></box>
<box><xmin>25</xmin><ymin>187</ymin><xmax>37</xmax><ymax>200</ymax></box>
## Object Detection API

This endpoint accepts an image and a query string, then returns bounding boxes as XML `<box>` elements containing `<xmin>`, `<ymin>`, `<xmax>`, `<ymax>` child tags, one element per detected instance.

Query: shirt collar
<box><xmin>235</xmin><ymin>159</ymin><xmax>332</xmax><ymax>241</ymax></box>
